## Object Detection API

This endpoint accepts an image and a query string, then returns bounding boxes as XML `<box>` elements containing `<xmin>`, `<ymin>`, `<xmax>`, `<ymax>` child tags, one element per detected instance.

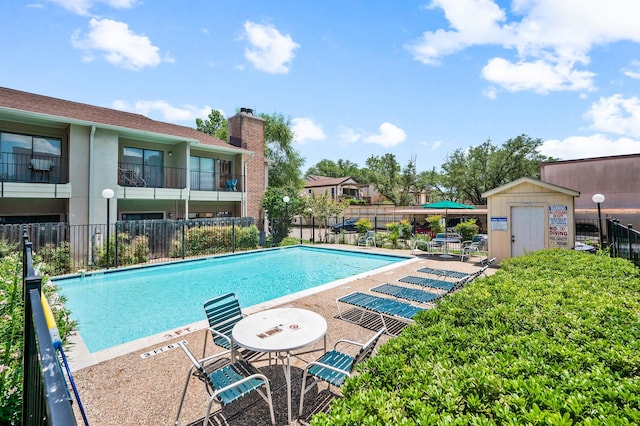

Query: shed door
<box><xmin>511</xmin><ymin>206</ymin><xmax>545</xmax><ymax>257</ymax></box>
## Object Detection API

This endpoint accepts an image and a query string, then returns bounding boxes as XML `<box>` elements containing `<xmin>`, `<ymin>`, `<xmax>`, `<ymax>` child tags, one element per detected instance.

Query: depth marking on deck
<box><xmin>141</xmin><ymin>340</ymin><xmax>187</xmax><ymax>359</ymax></box>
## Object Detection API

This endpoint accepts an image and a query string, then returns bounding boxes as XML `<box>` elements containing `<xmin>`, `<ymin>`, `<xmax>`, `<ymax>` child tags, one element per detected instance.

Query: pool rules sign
<box><xmin>549</xmin><ymin>205</ymin><xmax>569</xmax><ymax>247</ymax></box>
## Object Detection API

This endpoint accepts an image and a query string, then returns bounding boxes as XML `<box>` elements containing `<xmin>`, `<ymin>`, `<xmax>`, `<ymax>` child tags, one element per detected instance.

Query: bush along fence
<box><xmin>0</xmin><ymin>218</ymin><xmax>258</xmax><ymax>275</ymax></box>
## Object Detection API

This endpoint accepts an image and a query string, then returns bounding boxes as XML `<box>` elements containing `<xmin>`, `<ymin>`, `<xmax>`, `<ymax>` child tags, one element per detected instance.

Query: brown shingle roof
<box><xmin>0</xmin><ymin>86</ymin><xmax>234</xmax><ymax>149</ymax></box>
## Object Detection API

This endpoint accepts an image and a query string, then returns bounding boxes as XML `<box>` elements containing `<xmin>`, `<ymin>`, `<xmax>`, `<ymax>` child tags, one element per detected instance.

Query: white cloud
<box><xmin>408</xmin><ymin>0</ymin><xmax>508</xmax><ymax>65</ymax></box>
<box><xmin>483</xmin><ymin>86</ymin><xmax>498</xmax><ymax>99</ymax></box>
<box><xmin>242</xmin><ymin>21</ymin><xmax>299</xmax><ymax>74</ymax></box>
<box><xmin>292</xmin><ymin>118</ymin><xmax>325</xmax><ymax>143</ymax></box>
<box><xmin>623</xmin><ymin>60</ymin><xmax>640</xmax><ymax>79</ymax></box>
<box><xmin>539</xmin><ymin>134</ymin><xmax>640</xmax><ymax>160</ymax></box>
<box><xmin>112</xmin><ymin>99</ymin><xmax>213</xmax><ymax>123</ymax></box>
<box><xmin>585</xmin><ymin>94</ymin><xmax>640</xmax><ymax>138</ymax></box>
<box><xmin>50</xmin><ymin>0</ymin><xmax>137</xmax><ymax>16</ymax></box>
<box><xmin>71</xmin><ymin>18</ymin><xmax>164</xmax><ymax>70</ymax></box>
<box><xmin>408</xmin><ymin>0</ymin><xmax>640</xmax><ymax>94</ymax></box>
<box><xmin>337</xmin><ymin>127</ymin><xmax>362</xmax><ymax>143</ymax></box>
<box><xmin>363</xmin><ymin>122</ymin><xmax>406</xmax><ymax>148</ymax></box>
<box><xmin>482</xmin><ymin>57</ymin><xmax>595</xmax><ymax>94</ymax></box>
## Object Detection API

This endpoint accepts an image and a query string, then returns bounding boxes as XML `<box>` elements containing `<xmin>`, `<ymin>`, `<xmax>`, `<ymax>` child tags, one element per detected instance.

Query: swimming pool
<box><xmin>55</xmin><ymin>246</ymin><xmax>407</xmax><ymax>353</ymax></box>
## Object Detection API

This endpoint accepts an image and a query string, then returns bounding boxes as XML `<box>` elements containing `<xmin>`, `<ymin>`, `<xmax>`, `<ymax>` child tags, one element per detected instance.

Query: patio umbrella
<box><xmin>421</xmin><ymin>200</ymin><xmax>477</xmax><ymax>228</ymax></box>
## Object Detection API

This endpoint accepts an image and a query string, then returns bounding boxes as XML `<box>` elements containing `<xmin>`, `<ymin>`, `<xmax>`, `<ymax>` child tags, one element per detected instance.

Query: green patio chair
<box><xmin>202</xmin><ymin>293</ymin><xmax>265</xmax><ymax>362</ymax></box>
<box><xmin>299</xmin><ymin>327</ymin><xmax>386</xmax><ymax>417</ymax></box>
<box><xmin>174</xmin><ymin>341</ymin><xmax>275</xmax><ymax>426</ymax></box>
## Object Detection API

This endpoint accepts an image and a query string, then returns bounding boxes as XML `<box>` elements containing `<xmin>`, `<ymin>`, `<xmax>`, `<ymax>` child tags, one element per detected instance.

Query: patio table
<box><xmin>232</xmin><ymin>307</ymin><xmax>327</xmax><ymax>424</ymax></box>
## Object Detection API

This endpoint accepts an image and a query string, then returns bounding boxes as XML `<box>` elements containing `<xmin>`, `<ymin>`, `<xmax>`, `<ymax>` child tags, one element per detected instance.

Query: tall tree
<box><xmin>261</xmin><ymin>186</ymin><xmax>304</xmax><ymax>245</ymax></box>
<box><xmin>398</xmin><ymin>156</ymin><xmax>419</xmax><ymax>206</ymax></box>
<box><xmin>305</xmin><ymin>159</ymin><xmax>369</xmax><ymax>183</ymax></box>
<box><xmin>260</xmin><ymin>112</ymin><xmax>305</xmax><ymax>189</ymax></box>
<box><xmin>441</xmin><ymin>134</ymin><xmax>556</xmax><ymax>205</ymax></box>
<box><xmin>365</xmin><ymin>153</ymin><xmax>402</xmax><ymax>205</ymax></box>
<box><xmin>303</xmin><ymin>192</ymin><xmax>348</xmax><ymax>241</ymax></box>
<box><xmin>195</xmin><ymin>109</ymin><xmax>228</xmax><ymax>141</ymax></box>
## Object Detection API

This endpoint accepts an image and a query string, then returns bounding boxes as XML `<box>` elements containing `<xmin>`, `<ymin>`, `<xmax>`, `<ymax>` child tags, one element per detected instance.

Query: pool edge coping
<box><xmin>66</xmin><ymin>246</ymin><xmax>418</xmax><ymax>371</ymax></box>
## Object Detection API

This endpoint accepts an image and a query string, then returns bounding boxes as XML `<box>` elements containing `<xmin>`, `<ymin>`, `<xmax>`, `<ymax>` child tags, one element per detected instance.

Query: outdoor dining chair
<box><xmin>174</xmin><ymin>341</ymin><xmax>275</xmax><ymax>426</ymax></box>
<box><xmin>202</xmin><ymin>293</ymin><xmax>265</xmax><ymax>362</ymax></box>
<box><xmin>299</xmin><ymin>327</ymin><xmax>386</xmax><ymax>417</ymax></box>
<box><xmin>357</xmin><ymin>230</ymin><xmax>376</xmax><ymax>248</ymax></box>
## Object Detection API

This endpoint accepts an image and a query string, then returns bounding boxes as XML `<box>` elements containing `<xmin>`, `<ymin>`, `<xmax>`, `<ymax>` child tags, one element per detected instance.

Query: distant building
<box><xmin>540</xmin><ymin>154</ymin><xmax>640</xmax><ymax>227</ymax></box>
<box><xmin>304</xmin><ymin>175</ymin><xmax>369</xmax><ymax>201</ymax></box>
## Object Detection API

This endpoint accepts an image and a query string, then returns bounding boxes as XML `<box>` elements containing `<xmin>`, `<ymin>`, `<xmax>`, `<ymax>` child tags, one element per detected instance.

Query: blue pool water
<box><xmin>55</xmin><ymin>246</ymin><xmax>406</xmax><ymax>353</ymax></box>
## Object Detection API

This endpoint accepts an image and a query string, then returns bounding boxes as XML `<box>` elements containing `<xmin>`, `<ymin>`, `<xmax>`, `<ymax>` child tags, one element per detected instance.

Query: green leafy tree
<box><xmin>305</xmin><ymin>159</ymin><xmax>369</xmax><ymax>184</ymax></box>
<box><xmin>441</xmin><ymin>135</ymin><xmax>556</xmax><ymax>205</ymax></box>
<box><xmin>195</xmin><ymin>109</ymin><xmax>228</xmax><ymax>141</ymax></box>
<box><xmin>304</xmin><ymin>192</ymin><xmax>348</xmax><ymax>241</ymax></box>
<box><xmin>398</xmin><ymin>156</ymin><xmax>419</xmax><ymax>206</ymax></box>
<box><xmin>365</xmin><ymin>153</ymin><xmax>401</xmax><ymax>205</ymax></box>
<box><xmin>261</xmin><ymin>187</ymin><xmax>305</xmax><ymax>245</ymax></box>
<box><xmin>366</xmin><ymin>154</ymin><xmax>420</xmax><ymax>206</ymax></box>
<box><xmin>417</xmin><ymin>167</ymin><xmax>447</xmax><ymax>201</ymax></box>
<box><xmin>261</xmin><ymin>112</ymin><xmax>305</xmax><ymax>189</ymax></box>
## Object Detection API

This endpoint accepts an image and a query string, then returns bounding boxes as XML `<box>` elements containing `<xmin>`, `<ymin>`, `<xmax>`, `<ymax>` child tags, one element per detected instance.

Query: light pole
<box><xmin>308</xmin><ymin>208</ymin><xmax>314</xmax><ymax>243</ymax></box>
<box><xmin>102</xmin><ymin>188</ymin><xmax>115</xmax><ymax>268</ymax></box>
<box><xmin>283</xmin><ymin>196</ymin><xmax>290</xmax><ymax>240</ymax></box>
<box><xmin>592</xmin><ymin>193</ymin><xmax>605</xmax><ymax>247</ymax></box>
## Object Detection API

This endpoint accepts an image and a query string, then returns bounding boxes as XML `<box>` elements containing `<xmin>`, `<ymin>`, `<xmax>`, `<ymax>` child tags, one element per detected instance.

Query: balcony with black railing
<box><xmin>0</xmin><ymin>152</ymin><xmax>69</xmax><ymax>184</ymax></box>
<box><xmin>118</xmin><ymin>162</ymin><xmax>186</xmax><ymax>189</ymax></box>
<box><xmin>190</xmin><ymin>170</ymin><xmax>243</xmax><ymax>192</ymax></box>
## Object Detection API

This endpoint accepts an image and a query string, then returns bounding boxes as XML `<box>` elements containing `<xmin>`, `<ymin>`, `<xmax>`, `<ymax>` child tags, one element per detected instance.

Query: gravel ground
<box><xmin>68</xmin><ymin>246</ymin><xmax>495</xmax><ymax>426</ymax></box>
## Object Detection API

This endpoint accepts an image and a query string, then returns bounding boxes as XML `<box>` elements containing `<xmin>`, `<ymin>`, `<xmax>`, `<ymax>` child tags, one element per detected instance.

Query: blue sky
<box><xmin>2</xmin><ymin>0</ymin><xmax>640</xmax><ymax>173</ymax></box>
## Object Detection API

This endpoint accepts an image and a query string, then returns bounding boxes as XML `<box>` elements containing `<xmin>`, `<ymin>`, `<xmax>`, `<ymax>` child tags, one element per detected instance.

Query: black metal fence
<box><xmin>22</xmin><ymin>228</ymin><xmax>77</xmax><ymax>426</ymax></box>
<box><xmin>607</xmin><ymin>219</ymin><xmax>640</xmax><ymax>267</ymax></box>
<box><xmin>1</xmin><ymin>218</ymin><xmax>258</xmax><ymax>275</ymax></box>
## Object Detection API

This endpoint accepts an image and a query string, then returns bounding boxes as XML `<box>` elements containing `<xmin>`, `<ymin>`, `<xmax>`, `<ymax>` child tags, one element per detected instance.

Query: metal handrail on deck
<box><xmin>22</xmin><ymin>227</ymin><xmax>78</xmax><ymax>426</ymax></box>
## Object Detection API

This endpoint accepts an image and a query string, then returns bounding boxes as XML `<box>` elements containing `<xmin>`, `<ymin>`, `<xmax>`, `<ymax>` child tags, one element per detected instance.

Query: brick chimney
<box><xmin>228</xmin><ymin>109</ymin><xmax>266</xmax><ymax>224</ymax></box>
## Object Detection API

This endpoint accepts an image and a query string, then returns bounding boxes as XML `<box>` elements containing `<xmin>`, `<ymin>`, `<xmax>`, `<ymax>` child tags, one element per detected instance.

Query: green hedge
<box><xmin>170</xmin><ymin>224</ymin><xmax>259</xmax><ymax>257</ymax></box>
<box><xmin>0</xmin><ymin>251</ymin><xmax>77</xmax><ymax>424</ymax></box>
<box><xmin>312</xmin><ymin>249</ymin><xmax>640</xmax><ymax>425</ymax></box>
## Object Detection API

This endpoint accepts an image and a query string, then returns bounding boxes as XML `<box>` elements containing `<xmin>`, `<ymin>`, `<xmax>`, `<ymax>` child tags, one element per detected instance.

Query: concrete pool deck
<box><xmin>67</xmin><ymin>245</ymin><xmax>496</xmax><ymax>425</ymax></box>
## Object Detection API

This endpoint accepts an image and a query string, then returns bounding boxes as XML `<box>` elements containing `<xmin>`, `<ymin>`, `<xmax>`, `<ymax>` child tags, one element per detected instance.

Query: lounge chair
<box><xmin>337</xmin><ymin>292</ymin><xmax>427</xmax><ymax>334</ymax></box>
<box><xmin>398</xmin><ymin>275</ymin><xmax>461</xmax><ymax>292</ymax></box>
<box><xmin>357</xmin><ymin>230</ymin><xmax>376</xmax><ymax>248</ymax></box>
<box><xmin>202</xmin><ymin>293</ymin><xmax>264</xmax><ymax>362</ymax></box>
<box><xmin>174</xmin><ymin>341</ymin><xmax>275</xmax><ymax>426</ymax></box>
<box><xmin>371</xmin><ymin>283</ymin><xmax>441</xmax><ymax>304</ymax></box>
<box><xmin>299</xmin><ymin>327</ymin><xmax>386</xmax><ymax>416</ymax></box>
<box><xmin>416</xmin><ymin>266</ymin><xmax>470</xmax><ymax>280</ymax></box>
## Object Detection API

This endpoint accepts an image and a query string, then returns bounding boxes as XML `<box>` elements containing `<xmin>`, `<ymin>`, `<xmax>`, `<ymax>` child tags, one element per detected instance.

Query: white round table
<box><xmin>232</xmin><ymin>308</ymin><xmax>327</xmax><ymax>424</ymax></box>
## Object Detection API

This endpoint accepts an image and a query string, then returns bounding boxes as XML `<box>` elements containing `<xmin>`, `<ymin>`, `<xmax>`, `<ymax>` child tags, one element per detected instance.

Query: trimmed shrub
<box><xmin>312</xmin><ymin>249</ymin><xmax>640</xmax><ymax>425</ymax></box>
<box><xmin>455</xmin><ymin>219</ymin><xmax>480</xmax><ymax>241</ymax></box>
<box><xmin>38</xmin><ymin>242</ymin><xmax>72</xmax><ymax>276</ymax></box>
<box><xmin>170</xmin><ymin>224</ymin><xmax>260</xmax><ymax>257</ymax></box>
